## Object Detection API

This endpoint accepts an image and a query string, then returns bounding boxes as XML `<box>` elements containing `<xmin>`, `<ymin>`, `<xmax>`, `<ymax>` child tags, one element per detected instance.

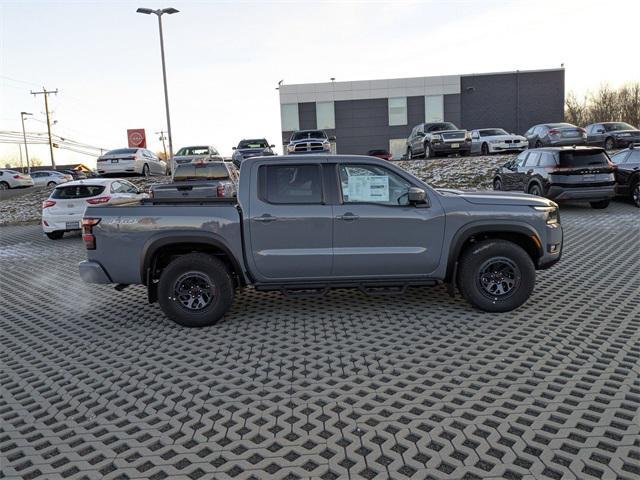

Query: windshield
<box><xmin>173</xmin><ymin>163</ymin><xmax>230</xmax><ymax>181</ymax></box>
<box><xmin>238</xmin><ymin>140</ymin><xmax>268</xmax><ymax>149</ymax></box>
<box><xmin>291</xmin><ymin>130</ymin><xmax>327</xmax><ymax>141</ymax></box>
<box><xmin>426</xmin><ymin>123</ymin><xmax>458</xmax><ymax>132</ymax></box>
<box><xmin>52</xmin><ymin>185</ymin><xmax>106</xmax><ymax>199</ymax></box>
<box><xmin>105</xmin><ymin>148</ymin><xmax>137</xmax><ymax>156</ymax></box>
<box><xmin>479</xmin><ymin>129</ymin><xmax>508</xmax><ymax>137</ymax></box>
<box><xmin>603</xmin><ymin>122</ymin><xmax>635</xmax><ymax>132</ymax></box>
<box><xmin>176</xmin><ymin>146</ymin><xmax>210</xmax><ymax>156</ymax></box>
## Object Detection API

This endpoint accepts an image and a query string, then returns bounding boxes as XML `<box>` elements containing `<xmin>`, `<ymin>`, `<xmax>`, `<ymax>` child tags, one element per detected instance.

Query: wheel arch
<box><xmin>446</xmin><ymin>223</ymin><xmax>544</xmax><ymax>282</ymax></box>
<box><xmin>526</xmin><ymin>177</ymin><xmax>544</xmax><ymax>194</ymax></box>
<box><xmin>141</xmin><ymin>232</ymin><xmax>247</xmax><ymax>293</ymax></box>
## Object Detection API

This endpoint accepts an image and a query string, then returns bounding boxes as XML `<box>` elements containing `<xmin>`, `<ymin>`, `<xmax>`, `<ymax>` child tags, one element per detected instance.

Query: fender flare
<box><xmin>525</xmin><ymin>177</ymin><xmax>545</xmax><ymax>194</ymax></box>
<box><xmin>445</xmin><ymin>221</ymin><xmax>544</xmax><ymax>281</ymax></box>
<box><xmin>140</xmin><ymin>230</ymin><xmax>245</xmax><ymax>286</ymax></box>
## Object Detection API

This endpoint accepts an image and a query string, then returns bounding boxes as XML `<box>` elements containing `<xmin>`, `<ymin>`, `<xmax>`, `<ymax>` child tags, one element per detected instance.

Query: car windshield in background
<box><xmin>479</xmin><ymin>129</ymin><xmax>508</xmax><ymax>136</ymax></box>
<box><xmin>173</xmin><ymin>163</ymin><xmax>230</xmax><ymax>181</ymax></box>
<box><xmin>604</xmin><ymin>123</ymin><xmax>635</xmax><ymax>131</ymax></box>
<box><xmin>559</xmin><ymin>151</ymin><xmax>609</xmax><ymax>167</ymax></box>
<box><xmin>51</xmin><ymin>185</ymin><xmax>106</xmax><ymax>199</ymax></box>
<box><xmin>177</xmin><ymin>147</ymin><xmax>209</xmax><ymax>156</ymax></box>
<box><xmin>291</xmin><ymin>131</ymin><xmax>327</xmax><ymax>141</ymax></box>
<box><xmin>238</xmin><ymin>140</ymin><xmax>268</xmax><ymax>149</ymax></box>
<box><xmin>429</xmin><ymin>123</ymin><xmax>458</xmax><ymax>132</ymax></box>
<box><xmin>106</xmin><ymin>148</ymin><xmax>137</xmax><ymax>156</ymax></box>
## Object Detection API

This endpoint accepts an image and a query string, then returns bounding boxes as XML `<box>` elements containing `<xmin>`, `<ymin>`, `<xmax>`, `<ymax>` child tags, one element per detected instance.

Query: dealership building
<box><xmin>278</xmin><ymin>68</ymin><xmax>564</xmax><ymax>159</ymax></box>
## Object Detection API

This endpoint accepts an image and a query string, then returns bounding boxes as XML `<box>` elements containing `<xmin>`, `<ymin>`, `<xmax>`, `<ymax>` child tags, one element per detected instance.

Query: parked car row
<box><xmin>96</xmin><ymin>148</ymin><xmax>168</xmax><ymax>176</ymax></box>
<box><xmin>493</xmin><ymin>144</ymin><xmax>640</xmax><ymax>209</ymax></box>
<box><xmin>0</xmin><ymin>169</ymin><xmax>79</xmax><ymax>190</ymax></box>
<box><xmin>525</xmin><ymin>122</ymin><xmax>640</xmax><ymax>150</ymax></box>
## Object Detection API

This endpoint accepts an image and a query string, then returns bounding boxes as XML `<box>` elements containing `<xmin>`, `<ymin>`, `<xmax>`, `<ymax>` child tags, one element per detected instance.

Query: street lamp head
<box><xmin>136</xmin><ymin>7</ymin><xmax>154</xmax><ymax>14</ymax></box>
<box><xmin>161</xmin><ymin>7</ymin><xmax>179</xmax><ymax>14</ymax></box>
<box><xmin>21</xmin><ymin>112</ymin><xmax>33</xmax><ymax>116</ymax></box>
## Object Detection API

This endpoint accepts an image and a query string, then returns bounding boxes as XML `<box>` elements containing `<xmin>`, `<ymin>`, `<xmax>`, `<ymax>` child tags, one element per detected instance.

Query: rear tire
<box><xmin>589</xmin><ymin>199</ymin><xmax>610</xmax><ymax>209</ymax></box>
<box><xmin>458</xmin><ymin>239</ymin><xmax>535</xmax><ymax>313</ymax></box>
<box><xmin>535</xmin><ymin>140</ymin><xmax>542</xmax><ymax>148</ymax></box>
<box><xmin>493</xmin><ymin>178</ymin><xmax>502</xmax><ymax>191</ymax></box>
<box><xmin>460</xmin><ymin>149</ymin><xmax>470</xmax><ymax>157</ymax></box>
<box><xmin>631</xmin><ymin>180</ymin><xmax>640</xmax><ymax>208</ymax></box>
<box><xmin>0</xmin><ymin>181</ymin><xmax>9</xmax><ymax>190</ymax></box>
<box><xmin>142</xmin><ymin>164</ymin><xmax>150</xmax><ymax>177</ymax></box>
<box><xmin>604</xmin><ymin>137</ymin><xmax>614</xmax><ymax>151</ymax></box>
<box><xmin>46</xmin><ymin>231</ymin><xmax>64</xmax><ymax>240</ymax></box>
<box><xmin>407</xmin><ymin>147</ymin><xmax>413</xmax><ymax>160</ymax></box>
<box><xmin>47</xmin><ymin>181</ymin><xmax>57</xmax><ymax>187</ymax></box>
<box><xmin>528</xmin><ymin>183</ymin><xmax>542</xmax><ymax>196</ymax></box>
<box><xmin>481</xmin><ymin>143</ymin><xmax>490</xmax><ymax>155</ymax></box>
<box><xmin>157</xmin><ymin>253</ymin><xmax>234</xmax><ymax>327</ymax></box>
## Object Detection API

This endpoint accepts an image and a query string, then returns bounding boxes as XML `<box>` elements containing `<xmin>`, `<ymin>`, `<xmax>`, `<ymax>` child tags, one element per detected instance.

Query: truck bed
<box><xmin>84</xmin><ymin>202</ymin><xmax>243</xmax><ymax>284</ymax></box>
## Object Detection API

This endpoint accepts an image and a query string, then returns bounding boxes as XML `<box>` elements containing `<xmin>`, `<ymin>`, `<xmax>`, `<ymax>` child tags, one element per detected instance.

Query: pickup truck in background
<box><xmin>149</xmin><ymin>161</ymin><xmax>238</xmax><ymax>200</ymax></box>
<box><xmin>79</xmin><ymin>155</ymin><xmax>563</xmax><ymax>327</ymax></box>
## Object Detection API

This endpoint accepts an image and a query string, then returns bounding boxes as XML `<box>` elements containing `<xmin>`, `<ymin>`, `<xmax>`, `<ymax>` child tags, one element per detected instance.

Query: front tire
<box><xmin>407</xmin><ymin>147</ymin><xmax>413</xmax><ymax>160</ymax></box>
<box><xmin>481</xmin><ymin>143</ymin><xmax>490</xmax><ymax>155</ymax></box>
<box><xmin>528</xmin><ymin>183</ymin><xmax>542</xmax><ymax>196</ymax></box>
<box><xmin>535</xmin><ymin>140</ymin><xmax>543</xmax><ymax>148</ymax></box>
<box><xmin>46</xmin><ymin>231</ymin><xmax>64</xmax><ymax>240</ymax></box>
<box><xmin>47</xmin><ymin>181</ymin><xmax>57</xmax><ymax>187</ymax></box>
<box><xmin>157</xmin><ymin>253</ymin><xmax>234</xmax><ymax>327</ymax></box>
<box><xmin>458</xmin><ymin>239</ymin><xmax>535</xmax><ymax>313</ymax></box>
<box><xmin>424</xmin><ymin>143</ymin><xmax>433</xmax><ymax>159</ymax></box>
<box><xmin>589</xmin><ymin>199</ymin><xmax>610</xmax><ymax>209</ymax></box>
<box><xmin>493</xmin><ymin>178</ymin><xmax>502</xmax><ymax>191</ymax></box>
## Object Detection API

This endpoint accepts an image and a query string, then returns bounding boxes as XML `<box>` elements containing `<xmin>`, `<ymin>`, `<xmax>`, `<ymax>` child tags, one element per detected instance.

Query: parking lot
<box><xmin>1</xmin><ymin>201</ymin><xmax>639</xmax><ymax>480</ymax></box>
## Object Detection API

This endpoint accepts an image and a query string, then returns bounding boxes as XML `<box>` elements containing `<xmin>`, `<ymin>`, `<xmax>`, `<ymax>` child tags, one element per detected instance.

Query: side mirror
<box><xmin>232</xmin><ymin>146</ymin><xmax>237</xmax><ymax>150</ymax></box>
<box><xmin>270</xmin><ymin>144</ymin><xmax>275</xmax><ymax>148</ymax></box>
<box><xmin>329</xmin><ymin>136</ymin><xmax>336</xmax><ymax>142</ymax></box>
<box><xmin>597</xmin><ymin>129</ymin><xmax>605</xmax><ymax>133</ymax></box>
<box><xmin>408</xmin><ymin>187</ymin><xmax>427</xmax><ymax>205</ymax></box>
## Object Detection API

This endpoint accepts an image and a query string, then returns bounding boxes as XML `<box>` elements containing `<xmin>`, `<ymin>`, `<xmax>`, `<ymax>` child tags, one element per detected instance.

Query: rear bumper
<box><xmin>547</xmin><ymin>185</ymin><xmax>615</xmax><ymax>201</ymax></box>
<box><xmin>79</xmin><ymin>260</ymin><xmax>112</xmax><ymax>284</ymax></box>
<box><xmin>548</xmin><ymin>138</ymin><xmax>587</xmax><ymax>146</ymax></box>
<box><xmin>97</xmin><ymin>161</ymin><xmax>138</xmax><ymax>175</ymax></box>
<box><xmin>42</xmin><ymin>212</ymin><xmax>84</xmax><ymax>232</ymax></box>
<box><xmin>490</xmin><ymin>144</ymin><xmax>527</xmax><ymax>152</ymax></box>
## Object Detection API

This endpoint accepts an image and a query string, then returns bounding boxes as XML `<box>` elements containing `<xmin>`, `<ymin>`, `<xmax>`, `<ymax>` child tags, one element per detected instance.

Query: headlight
<box><xmin>618</xmin><ymin>132</ymin><xmax>631</xmax><ymax>137</ymax></box>
<box><xmin>465</xmin><ymin>132</ymin><xmax>472</xmax><ymax>141</ymax></box>
<box><xmin>432</xmin><ymin>134</ymin><xmax>442</xmax><ymax>141</ymax></box>
<box><xmin>323</xmin><ymin>142</ymin><xmax>330</xmax><ymax>151</ymax></box>
<box><xmin>287</xmin><ymin>145</ymin><xmax>295</xmax><ymax>153</ymax></box>
<box><xmin>489</xmin><ymin>140</ymin><xmax>501</xmax><ymax>144</ymax></box>
<box><xmin>534</xmin><ymin>205</ymin><xmax>559</xmax><ymax>224</ymax></box>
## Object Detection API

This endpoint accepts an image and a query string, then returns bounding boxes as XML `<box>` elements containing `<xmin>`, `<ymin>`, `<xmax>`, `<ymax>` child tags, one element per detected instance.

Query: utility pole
<box><xmin>20</xmin><ymin>112</ymin><xmax>32</xmax><ymax>173</ymax></box>
<box><xmin>156</xmin><ymin>130</ymin><xmax>168</xmax><ymax>160</ymax></box>
<box><xmin>30</xmin><ymin>87</ymin><xmax>58</xmax><ymax>167</ymax></box>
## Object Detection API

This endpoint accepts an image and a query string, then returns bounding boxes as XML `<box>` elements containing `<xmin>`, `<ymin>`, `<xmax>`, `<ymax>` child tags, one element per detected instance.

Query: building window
<box><xmin>389</xmin><ymin>139</ymin><xmax>407</xmax><ymax>160</ymax></box>
<box><xmin>425</xmin><ymin>95</ymin><xmax>444</xmax><ymax>122</ymax></box>
<box><xmin>388</xmin><ymin>97</ymin><xmax>407</xmax><ymax>126</ymax></box>
<box><xmin>316</xmin><ymin>101</ymin><xmax>335</xmax><ymax>129</ymax></box>
<box><xmin>281</xmin><ymin>103</ymin><xmax>299</xmax><ymax>131</ymax></box>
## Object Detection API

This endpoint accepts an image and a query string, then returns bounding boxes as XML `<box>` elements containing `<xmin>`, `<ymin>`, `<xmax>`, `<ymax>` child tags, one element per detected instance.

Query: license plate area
<box><xmin>111</xmin><ymin>159</ymin><xmax>119</xmax><ymax>163</ymax></box>
<box><xmin>66</xmin><ymin>221</ymin><xmax>80</xmax><ymax>230</ymax></box>
<box><xmin>451</xmin><ymin>143</ymin><xmax>460</xmax><ymax>148</ymax></box>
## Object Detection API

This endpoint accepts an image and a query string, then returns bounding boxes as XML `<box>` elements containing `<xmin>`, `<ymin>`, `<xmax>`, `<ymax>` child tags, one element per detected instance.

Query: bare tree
<box><xmin>566</xmin><ymin>82</ymin><xmax>640</xmax><ymax>127</ymax></box>
<box><xmin>565</xmin><ymin>92</ymin><xmax>589</xmax><ymax>126</ymax></box>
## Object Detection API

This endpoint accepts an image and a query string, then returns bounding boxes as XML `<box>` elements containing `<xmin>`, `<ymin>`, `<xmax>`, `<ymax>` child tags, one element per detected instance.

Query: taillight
<box><xmin>216</xmin><ymin>184</ymin><xmax>225</xmax><ymax>197</ymax></box>
<box><xmin>42</xmin><ymin>200</ymin><xmax>56</xmax><ymax>209</ymax></box>
<box><xmin>548</xmin><ymin>129</ymin><xmax>560</xmax><ymax>136</ymax></box>
<box><xmin>82</xmin><ymin>218</ymin><xmax>101</xmax><ymax>250</ymax></box>
<box><xmin>86</xmin><ymin>196</ymin><xmax>111</xmax><ymax>205</ymax></box>
<box><xmin>13</xmin><ymin>175</ymin><xmax>23</xmax><ymax>179</ymax></box>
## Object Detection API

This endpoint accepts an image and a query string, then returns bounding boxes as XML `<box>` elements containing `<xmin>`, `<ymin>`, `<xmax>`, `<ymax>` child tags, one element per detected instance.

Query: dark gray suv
<box><xmin>524</xmin><ymin>123</ymin><xmax>587</xmax><ymax>148</ymax></box>
<box><xmin>406</xmin><ymin>122</ymin><xmax>471</xmax><ymax>159</ymax></box>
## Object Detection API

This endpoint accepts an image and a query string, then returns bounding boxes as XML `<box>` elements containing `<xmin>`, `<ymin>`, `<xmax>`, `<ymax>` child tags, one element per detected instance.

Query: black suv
<box><xmin>610</xmin><ymin>144</ymin><xmax>640</xmax><ymax>207</ymax></box>
<box><xmin>406</xmin><ymin>122</ymin><xmax>471</xmax><ymax>159</ymax></box>
<box><xmin>493</xmin><ymin>146</ymin><xmax>615</xmax><ymax>209</ymax></box>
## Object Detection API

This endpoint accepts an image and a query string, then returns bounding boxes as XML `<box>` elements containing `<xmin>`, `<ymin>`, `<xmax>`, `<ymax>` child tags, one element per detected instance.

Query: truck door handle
<box><xmin>527</xmin><ymin>169</ymin><xmax>534</xmax><ymax>174</ymax></box>
<box><xmin>254</xmin><ymin>214</ymin><xmax>277</xmax><ymax>223</ymax></box>
<box><xmin>336</xmin><ymin>213</ymin><xmax>359</xmax><ymax>221</ymax></box>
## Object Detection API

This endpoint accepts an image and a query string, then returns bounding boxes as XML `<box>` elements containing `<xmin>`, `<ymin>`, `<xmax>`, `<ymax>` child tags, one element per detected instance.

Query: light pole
<box><xmin>137</xmin><ymin>7</ymin><xmax>178</xmax><ymax>174</ymax></box>
<box><xmin>20</xmin><ymin>112</ymin><xmax>32</xmax><ymax>173</ymax></box>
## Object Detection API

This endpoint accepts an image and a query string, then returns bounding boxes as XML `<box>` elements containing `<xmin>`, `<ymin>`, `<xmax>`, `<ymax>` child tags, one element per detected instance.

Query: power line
<box><xmin>30</xmin><ymin>87</ymin><xmax>58</xmax><ymax>167</ymax></box>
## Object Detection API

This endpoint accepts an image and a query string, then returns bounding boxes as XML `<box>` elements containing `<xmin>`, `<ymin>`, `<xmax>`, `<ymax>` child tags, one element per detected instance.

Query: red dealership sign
<box><xmin>127</xmin><ymin>129</ymin><xmax>147</xmax><ymax>148</ymax></box>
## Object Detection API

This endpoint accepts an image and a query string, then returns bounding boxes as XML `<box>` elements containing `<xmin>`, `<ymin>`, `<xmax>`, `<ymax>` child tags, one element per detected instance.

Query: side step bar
<box><xmin>255</xmin><ymin>279</ymin><xmax>440</xmax><ymax>299</ymax></box>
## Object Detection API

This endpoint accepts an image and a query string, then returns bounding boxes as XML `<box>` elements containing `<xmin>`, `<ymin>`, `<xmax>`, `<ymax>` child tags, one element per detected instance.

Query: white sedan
<box><xmin>30</xmin><ymin>170</ymin><xmax>73</xmax><ymax>187</ymax></box>
<box><xmin>96</xmin><ymin>148</ymin><xmax>168</xmax><ymax>177</ymax></box>
<box><xmin>470</xmin><ymin>128</ymin><xmax>528</xmax><ymax>155</ymax></box>
<box><xmin>42</xmin><ymin>178</ymin><xmax>147</xmax><ymax>239</ymax></box>
<box><xmin>0</xmin><ymin>170</ymin><xmax>34</xmax><ymax>189</ymax></box>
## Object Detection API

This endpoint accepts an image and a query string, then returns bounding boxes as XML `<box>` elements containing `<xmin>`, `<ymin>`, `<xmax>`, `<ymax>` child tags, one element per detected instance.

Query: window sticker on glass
<box><xmin>347</xmin><ymin>175</ymin><xmax>390</xmax><ymax>202</ymax></box>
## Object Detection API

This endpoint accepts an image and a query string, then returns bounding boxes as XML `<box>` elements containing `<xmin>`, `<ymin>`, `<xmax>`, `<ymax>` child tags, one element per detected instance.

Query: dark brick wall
<box><xmin>460</xmin><ymin>70</ymin><xmax>564</xmax><ymax>134</ymax></box>
<box><xmin>444</xmin><ymin>94</ymin><xmax>461</xmax><ymax>127</ymax></box>
<box><xmin>298</xmin><ymin>102</ymin><xmax>317</xmax><ymax>130</ymax></box>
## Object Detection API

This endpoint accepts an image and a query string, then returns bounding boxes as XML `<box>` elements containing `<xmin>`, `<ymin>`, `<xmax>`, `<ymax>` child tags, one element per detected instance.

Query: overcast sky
<box><xmin>1</xmin><ymin>0</ymin><xmax>638</xmax><ymax>167</ymax></box>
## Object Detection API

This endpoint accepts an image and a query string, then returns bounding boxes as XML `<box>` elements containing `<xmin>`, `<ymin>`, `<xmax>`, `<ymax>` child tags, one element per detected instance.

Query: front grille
<box><xmin>442</xmin><ymin>132</ymin><xmax>465</xmax><ymax>141</ymax></box>
<box><xmin>294</xmin><ymin>142</ymin><xmax>324</xmax><ymax>152</ymax></box>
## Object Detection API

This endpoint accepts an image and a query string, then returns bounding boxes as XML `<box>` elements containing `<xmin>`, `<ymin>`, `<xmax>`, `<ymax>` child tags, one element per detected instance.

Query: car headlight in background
<box><xmin>618</xmin><ymin>132</ymin><xmax>631</xmax><ymax>137</ymax></box>
<box><xmin>432</xmin><ymin>134</ymin><xmax>442</xmax><ymax>141</ymax></box>
<box><xmin>287</xmin><ymin>145</ymin><xmax>295</xmax><ymax>153</ymax></box>
<box><xmin>489</xmin><ymin>140</ymin><xmax>501</xmax><ymax>144</ymax></box>
<box><xmin>323</xmin><ymin>142</ymin><xmax>330</xmax><ymax>151</ymax></box>
<box><xmin>465</xmin><ymin>132</ymin><xmax>472</xmax><ymax>141</ymax></box>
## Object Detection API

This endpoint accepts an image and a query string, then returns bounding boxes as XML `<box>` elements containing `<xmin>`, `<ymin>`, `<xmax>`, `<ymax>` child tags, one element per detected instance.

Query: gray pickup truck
<box><xmin>79</xmin><ymin>155</ymin><xmax>563</xmax><ymax>327</ymax></box>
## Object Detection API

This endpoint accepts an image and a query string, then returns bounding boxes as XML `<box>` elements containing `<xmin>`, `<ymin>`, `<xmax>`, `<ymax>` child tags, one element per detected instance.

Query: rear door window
<box><xmin>610</xmin><ymin>151</ymin><xmax>630</xmax><ymax>164</ymax></box>
<box><xmin>524</xmin><ymin>152</ymin><xmax>540</xmax><ymax>167</ymax></box>
<box><xmin>538</xmin><ymin>152</ymin><xmax>558</xmax><ymax>167</ymax></box>
<box><xmin>627</xmin><ymin>150</ymin><xmax>640</xmax><ymax>164</ymax></box>
<box><xmin>559</xmin><ymin>151</ymin><xmax>609</xmax><ymax>167</ymax></box>
<box><xmin>259</xmin><ymin>164</ymin><xmax>322</xmax><ymax>204</ymax></box>
<box><xmin>52</xmin><ymin>185</ymin><xmax>106</xmax><ymax>199</ymax></box>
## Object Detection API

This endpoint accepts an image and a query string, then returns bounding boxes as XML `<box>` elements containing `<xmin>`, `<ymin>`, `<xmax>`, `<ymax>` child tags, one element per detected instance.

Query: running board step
<box><xmin>281</xmin><ymin>286</ymin><xmax>329</xmax><ymax>299</ymax></box>
<box><xmin>358</xmin><ymin>284</ymin><xmax>408</xmax><ymax>296</ymax></box>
